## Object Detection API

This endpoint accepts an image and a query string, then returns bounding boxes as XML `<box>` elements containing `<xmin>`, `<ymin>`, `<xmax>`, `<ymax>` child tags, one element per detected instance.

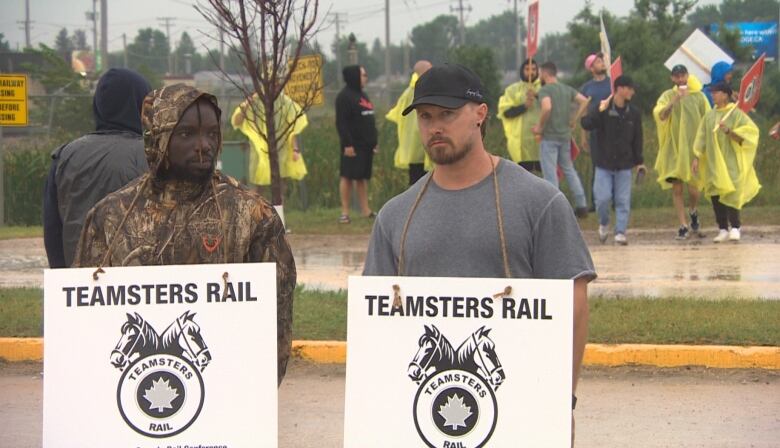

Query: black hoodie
<box><xmin>335</xmin><ymin>65</ymin><xmax>377</xmax><ymax>151</ymax></box>
<box><xmin>43</xmin><ymin>69</ymin><xmax>151</xmax><ymax>267</ymax></box>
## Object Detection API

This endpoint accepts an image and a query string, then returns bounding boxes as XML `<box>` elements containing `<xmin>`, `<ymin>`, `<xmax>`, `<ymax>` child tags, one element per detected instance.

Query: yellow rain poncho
<box><xmin>386</xmin><ymin>72</ymin><xmax>432</xmax><ymax>171</ymax></box>
<box><xmin>497</xmin><ymin>78</ymin><xmax>542</xmax><ymax>163</ymax></box>
<box><xmin>692</xmin><ymin>103</ymin><xmax>760</xmax><ymax>209</ymax></box>
<box><xmin>231</xmin><ymin>93</ymin><xmax>308</xmax><ymax>186</ymax></box>
<box><xmin>653</xmin><ymin>75</ymin><xmax>710</xmax><ymax>189</ymax></box>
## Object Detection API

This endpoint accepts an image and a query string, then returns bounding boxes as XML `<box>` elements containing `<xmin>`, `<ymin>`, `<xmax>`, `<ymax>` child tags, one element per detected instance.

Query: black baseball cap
<box><xmin>709</xmin><ymin>81</ymin><xmax>733</xmax><ymax>96</ymax></box>
<box><xmin>401</xmin><ymin>64</ymin><xmax>486</xmax><ymax>116</ymax></box>
<box><xmin>671</xmin><ymin>64</ymin><xmax>688</xmax><ymax>75</ymax></box>
<box><xmin>613</xmin><ymin>75</ymin><xmax>636</xmax><ymax>89</ymax></box>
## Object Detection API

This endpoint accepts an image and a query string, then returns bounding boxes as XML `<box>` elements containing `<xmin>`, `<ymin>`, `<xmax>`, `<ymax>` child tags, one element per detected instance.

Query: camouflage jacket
<box><xmin>73</xmin><ymin>84</ymin><xmax>296</xmax><ymax>384</ymax></box>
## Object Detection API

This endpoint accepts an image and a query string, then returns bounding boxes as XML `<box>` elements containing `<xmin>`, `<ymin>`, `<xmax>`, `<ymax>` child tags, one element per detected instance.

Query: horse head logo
<box><xmin>161</xmin><ymin>311</ymin><xmax>212</xmax><ymax>371</ymax></box>
<box><xmin>111</xmin><ymin>312</ymin><xmax>159</xmax><ymax>371</ymax></box>
<box><xmin>456</xmin><ymin>326</ymin><xmax>506</xmax><ymax>390</ymax></box>
<box><xmin>409</xmin><ymin>325</ymin><xmax>506</xmax><ymax>390</ymax></box>
<box><xmin>407</xmin><ymin>325</ymin><xmax>456</xmax><ymax>383</ymax></box>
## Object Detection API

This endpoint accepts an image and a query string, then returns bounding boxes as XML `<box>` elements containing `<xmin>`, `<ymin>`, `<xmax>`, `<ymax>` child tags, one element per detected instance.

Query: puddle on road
<box><xmin>3</xmin><ymin>239</ymin><xmax>779</xmax><ymax>299</ymax></box>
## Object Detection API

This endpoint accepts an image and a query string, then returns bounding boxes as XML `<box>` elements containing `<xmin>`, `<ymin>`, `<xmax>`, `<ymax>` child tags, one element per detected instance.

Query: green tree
<box><xmin>126</xmin><ymin>28</ymin><xmax>170</xmax><ymax>75</ymax></box>
<box><xmin>174</xmin><ymin>31</ymin><xmax>202</xmax><ymax>74</ymax></box>
<box><xmin>71</xmin><ymin>29</ymin><xmax>89</xmax><ymax>51</ymax></box>
<box><xmin>410</xmin><ymin>15</ymin><xmax>459</xmax><ymax>64</ymax></box>
<box><xmin>54</xmin><ymin>28</ymin><xmax>74</xmax><ymax>62</ymax></box>
<box><xmin>465</xmin><ymin>11</ymin><xmax>524</xmax><ymax>72</ymax></box>
<box><xmin>22</xmin><ymin>45</ymin><xmax>92</xmax><ymax>135</ymax></box>
<box><xmin>448</xmin><ymin>45</ymin><xmax>500</xmax><ymax>110</ymax></box>
<box><xmin>0</xmin><ymin>32</ymin><xmax>11</xmax><ymax>52</ymax></box>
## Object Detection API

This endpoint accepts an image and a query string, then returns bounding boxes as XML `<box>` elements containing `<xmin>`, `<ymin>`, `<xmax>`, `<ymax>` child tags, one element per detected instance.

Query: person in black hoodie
<box><xmin>43</xmin><ymin>68</ymin><xmax>151</xmax><ymax>267</ymax></box>
<box><xmin>580</xmin><ymin>75</ymin><xmax>645</xmax><ymax>246</ymax></box>
<box><xmin>335</xmin><ymin>65</ymin><xmax>378</xmax><ymax>223</ymax></box>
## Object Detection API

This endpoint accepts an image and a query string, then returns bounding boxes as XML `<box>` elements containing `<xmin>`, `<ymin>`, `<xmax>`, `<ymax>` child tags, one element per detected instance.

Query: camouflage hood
<box><xmin>141</xmin><ymin>84</ymin><xmax>222</xmax><ymax>177</ymax></box>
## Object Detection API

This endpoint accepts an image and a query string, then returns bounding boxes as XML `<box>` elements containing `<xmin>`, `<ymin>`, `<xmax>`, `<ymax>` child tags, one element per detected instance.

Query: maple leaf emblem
<box><xmin>438</xmin><ymin>394</ymin><xmax>472</xmax><ymax>430</ymax></box>
<box><xmin>143</xmin><ymin>377</ymin><xmax>179</xmax><ymax>413</ymax></box>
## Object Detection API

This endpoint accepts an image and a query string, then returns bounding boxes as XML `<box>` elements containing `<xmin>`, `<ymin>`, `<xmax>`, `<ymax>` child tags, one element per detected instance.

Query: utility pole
<box><xmin>91</xmin><ymin>0</ymin><xmax>98</xmax><ymax>69</ymax></box>
<box><xmin>331</xmin><ymin>12</ymin><xmax>348</xmax><ymax>80</ymax></box>
<box><xmin>450</xmin><ymin>0</ymin><xmax>471</xmax><ymax>46</ymax></box>
<box><xmin>515</xmin><ymin>0</ymin><xmax>525</xmax><ymax>71</ymax></box>
<box><xmin>384</xmin><ymin>0</ymin><xmax>391</xmax><ymax>103</ymax></box>
<box><xmin>17</xmin><ymin>0</ymin><xmax>33</xmax><ymax>48</ymax></box>
<box><xmin>122</xmin><ymin>33</ymin><xmax>128</xmax><ymax>68</ymax></box>
<box><xmin>100</xmin><ymin>0</ymin><xmax>108</xmax><ymax>72</ymax></box>
<box><xmin>157</xmin><ymin>17</ymin><xmax>176</xmax><ymax>74</ymax></box>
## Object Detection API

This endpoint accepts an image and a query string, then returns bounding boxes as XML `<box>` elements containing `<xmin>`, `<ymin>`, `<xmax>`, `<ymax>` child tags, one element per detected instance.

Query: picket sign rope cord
<box><xmin>397</xmin><ymin>152</ymin><xmax>512</xmax><ymax>279</ymax></box>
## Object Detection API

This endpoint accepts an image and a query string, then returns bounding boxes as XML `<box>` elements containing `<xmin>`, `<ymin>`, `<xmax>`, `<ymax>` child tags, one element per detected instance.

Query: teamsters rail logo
<box><xmin>110</xmin><ymin>311</ymin><xmax>211</xmax><ymax>438</ymax></box>
<box><xmin>408</xmin><ymin>325</ymin><xmax>506</xmax><ymax>448</ymax></box>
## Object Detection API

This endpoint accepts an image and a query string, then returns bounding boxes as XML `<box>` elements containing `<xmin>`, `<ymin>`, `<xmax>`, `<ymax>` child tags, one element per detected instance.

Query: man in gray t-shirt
<box><xmin>362</xmin><ymin>64</ymin><xmax>596</xmax><ymax>433</ymax></box>
<box><xmin>532</xmin><ymin>61</ymin><xmax>590</xmax><ymax>218</ymax></box>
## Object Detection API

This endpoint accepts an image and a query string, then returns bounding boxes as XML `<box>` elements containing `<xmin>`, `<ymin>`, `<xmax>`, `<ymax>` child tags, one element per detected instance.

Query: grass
<box><xmin>2</xmin><ymin>287</ymin><xmax>778</xmax><ymax>346</ymax></box>
<box><xmin>0</xmin><ymin>226</ymin><xmax>43</xmax><ymax>240</ymax></box>
<box><xmin>6</xmin><ymin>204</ymin><xmax>778</xmax><ymax>239</ymax></box>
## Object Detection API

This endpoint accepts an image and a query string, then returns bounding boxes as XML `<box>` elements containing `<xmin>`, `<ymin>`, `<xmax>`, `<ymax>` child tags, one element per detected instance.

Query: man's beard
<box><xmin>425</xmin><ymin>135</ymin><xmax>473</xmax><ymax>165</ymax></box>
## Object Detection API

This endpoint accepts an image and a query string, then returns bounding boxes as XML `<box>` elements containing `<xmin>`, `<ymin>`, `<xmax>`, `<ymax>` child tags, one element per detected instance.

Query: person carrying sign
<box><xmin>231</xmin><ymin>92</ymin><xmax>308</xmax><ymax>194</ymax></box>
<box><xmin>362</xmin><ymin>64</ymin><xmax>596</xmax><ymax>426</ymax></box>
<box><xmin>532</xmin><ymin>62</ymin><xmax>591</xmax><ymax>218</ymax></box>
<box><xmin>387</xmin><ymin>60</ymin><xmax>433</xmax><ymax>185</ymax></box>
<box><xmin>581</xmin><ymin>76</ymin><xmax>645</xmax><ymax>246</ymax></box>
<box><xmin>73</xmin><ymin>84</ymin><xmax>296</xmax><ymax>384</ymax></box>
<box><xmin>653</xmin><ymin>64</ymin><xmax>711</xmax><ymax>240</ymax></box>
<box><xmin>692</xmin><ymin>82</ymin><xmax>761</xmax><ymax>243</ymax></box>
<box><xmin>497</xmin><ymin>58</ymin><xmax>542</xmax><ymax>173</ymax></box>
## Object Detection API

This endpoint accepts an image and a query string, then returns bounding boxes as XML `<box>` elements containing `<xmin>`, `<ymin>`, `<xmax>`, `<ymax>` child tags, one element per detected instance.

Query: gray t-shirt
<box><xmin>538</xmin><ymin>82</ymin><xmax>578</xmax><ymax>142</ymax></box>
<box><xmin>363</xmin><ymin>159</ymin><xmax>596</xmax><ymax>280</ymax></box>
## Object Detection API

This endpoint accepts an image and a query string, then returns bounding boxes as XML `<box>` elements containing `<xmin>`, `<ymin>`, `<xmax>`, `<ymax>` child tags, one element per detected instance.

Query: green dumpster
<box><xmin>219</xmin><ymin>140</ymin><xmax>250</xmax><ymax>185</ymax></box>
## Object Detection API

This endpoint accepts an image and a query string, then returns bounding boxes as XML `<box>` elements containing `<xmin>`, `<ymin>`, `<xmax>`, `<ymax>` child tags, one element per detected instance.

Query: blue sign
<box><xmin>711</xmin><ymin>22</ymin><xmax>778</xmax><ymax>61</ymax></box>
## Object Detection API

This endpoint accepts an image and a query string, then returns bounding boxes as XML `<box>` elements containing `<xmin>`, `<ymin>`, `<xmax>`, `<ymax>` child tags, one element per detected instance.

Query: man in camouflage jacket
<box><xmin>74</xmin><ymin>84</ymin><xmax>296</xmax><ymax>384</ymax></box>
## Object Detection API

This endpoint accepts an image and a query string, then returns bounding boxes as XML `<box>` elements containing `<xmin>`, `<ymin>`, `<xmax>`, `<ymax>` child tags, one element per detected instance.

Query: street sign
<box><xmin>285</xmin><ymin>54</ymin><xmax>324</xmax><ymax>106</ymax></box>
<box><xmin>43</xmin><ymin>263</ymin><xmax>279</xmax><ymax>448</ymax></box>
<box><xmin>0</xmin><ymin>74</ymin><xmax>28</xmax><ymax>126</ymax></box>
<box><xmin>344</xmin><ymin>275</ymin><xmax>574</xmax><ymax>448</ymax></box>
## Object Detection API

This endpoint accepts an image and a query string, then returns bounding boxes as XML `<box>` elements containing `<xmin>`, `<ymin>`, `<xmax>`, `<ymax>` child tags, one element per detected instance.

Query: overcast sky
<box><xmin>2</xmin><ymin>0</ymin><xmax>722</xmax><ymax>56</ymax></box>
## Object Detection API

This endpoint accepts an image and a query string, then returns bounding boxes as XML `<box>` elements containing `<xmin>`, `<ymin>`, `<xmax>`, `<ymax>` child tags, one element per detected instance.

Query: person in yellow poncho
<box><xmin>498</xmin><ymin>58</ymin><xmax>542</xmax><ymax>173</ymax></box>
<box><xmin>692</xmin><ymin>82</ymin><xmax>760</xmax><ymax>243</ymax></box>
<box><xmin>653</xmin><ymin>64</ymin><xmax>711</xmax><ymax>240</ymax></box>
<box><xmin>231</xmin><ymin>92</ymin><xmax>308</xmax><ymax>194</ymax></box>
<box><xmin>386</xmin><ymin>60</ymin><xmax>432</xmax><ymax>185</ymax></box>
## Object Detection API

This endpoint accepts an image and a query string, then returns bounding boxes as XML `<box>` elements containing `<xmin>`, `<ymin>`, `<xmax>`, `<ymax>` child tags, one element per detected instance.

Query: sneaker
<box><xmin>728</xmin><ymin>227</ymin><xmax>741</xmax><ymax>242</ymax></box>
<box><xmin>689</xmin><ymin>210</ymin><xmax>700</xmax><ymax>233</ymax></box>
<box><xmin>598</xmin><ymin>225</ymin><xmax>609</xmax><ymax>243</ymax></box>
<box><xmin>338</xmin><ymin>214</ymin><xmax>351</xmax><ymax>224</ymax></box>
<box><xmin>614</xmin><ymin>233</ymin><xmax>628</xmax><ymax>245</ymax></box>
<box><xmin>713</xmin><ymin>229</ymin><xmax>729</xmax><ymax>243</ymax></box>
<box><xmin>675</xmin><ymin>225</ymin><xmax>689</xmax><ymax>240</ymax></box>
<box><xmin>574</xmin><ymin>207</ymin><xmax>589</xmax><ymax>219</ymax></box>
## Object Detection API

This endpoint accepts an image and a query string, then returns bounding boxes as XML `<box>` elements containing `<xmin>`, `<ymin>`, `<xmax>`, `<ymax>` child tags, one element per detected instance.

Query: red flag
<box><xmin>527</xmin><ymin>1</ymin><xmax>539</xmax><ymax>60</ymax></box>
<box><xmin>610</xmin><ymin>56</ymin><xmax>623</xmax><ymax>93</ymax></box>
<box><xmin>737</xmin><ymin>54</ymin><xmax>766</xmax><ymax>113</ymax></box>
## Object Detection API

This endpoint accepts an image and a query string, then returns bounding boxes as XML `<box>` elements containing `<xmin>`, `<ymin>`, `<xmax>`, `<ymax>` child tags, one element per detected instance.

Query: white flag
<box><xmin>599</xmin><ymin>14</ymin><xmax>612</xmax><ymax>68</ymax></box>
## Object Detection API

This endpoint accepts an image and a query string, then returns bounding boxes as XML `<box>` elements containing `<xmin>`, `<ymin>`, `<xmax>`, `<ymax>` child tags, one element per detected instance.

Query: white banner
<box><xmin>43</xmin><ymin>263</ymin><xmax>278</xmax><ymax>448</ymax></box>
<box><xmin>344</xmin><ymin>276</ymin><xmax>573</xmax><ymax>448</ymax></box>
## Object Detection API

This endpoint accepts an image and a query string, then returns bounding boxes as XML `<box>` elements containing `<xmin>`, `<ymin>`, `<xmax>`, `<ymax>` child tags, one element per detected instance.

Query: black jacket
<box><xmin>335</xmin><ymin>65</ymin><xmax>377</xmax><ymax>151</ymax></box>
<box><xmin>43</xmin><ymin>68</ymin><xmax>150</xmax><ymax>268</ymax></box>
<box><xmin>580</xmin><ymin>99</ymin><xmax>643</xmax><ymax>171</ymax></box>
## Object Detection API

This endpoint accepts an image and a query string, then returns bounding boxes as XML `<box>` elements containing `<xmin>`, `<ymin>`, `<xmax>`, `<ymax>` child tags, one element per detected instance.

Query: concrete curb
<box><xmin>3</xmin><ymin>338</ymin><xmax>778</xmax><ymax>369</ymax></box>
